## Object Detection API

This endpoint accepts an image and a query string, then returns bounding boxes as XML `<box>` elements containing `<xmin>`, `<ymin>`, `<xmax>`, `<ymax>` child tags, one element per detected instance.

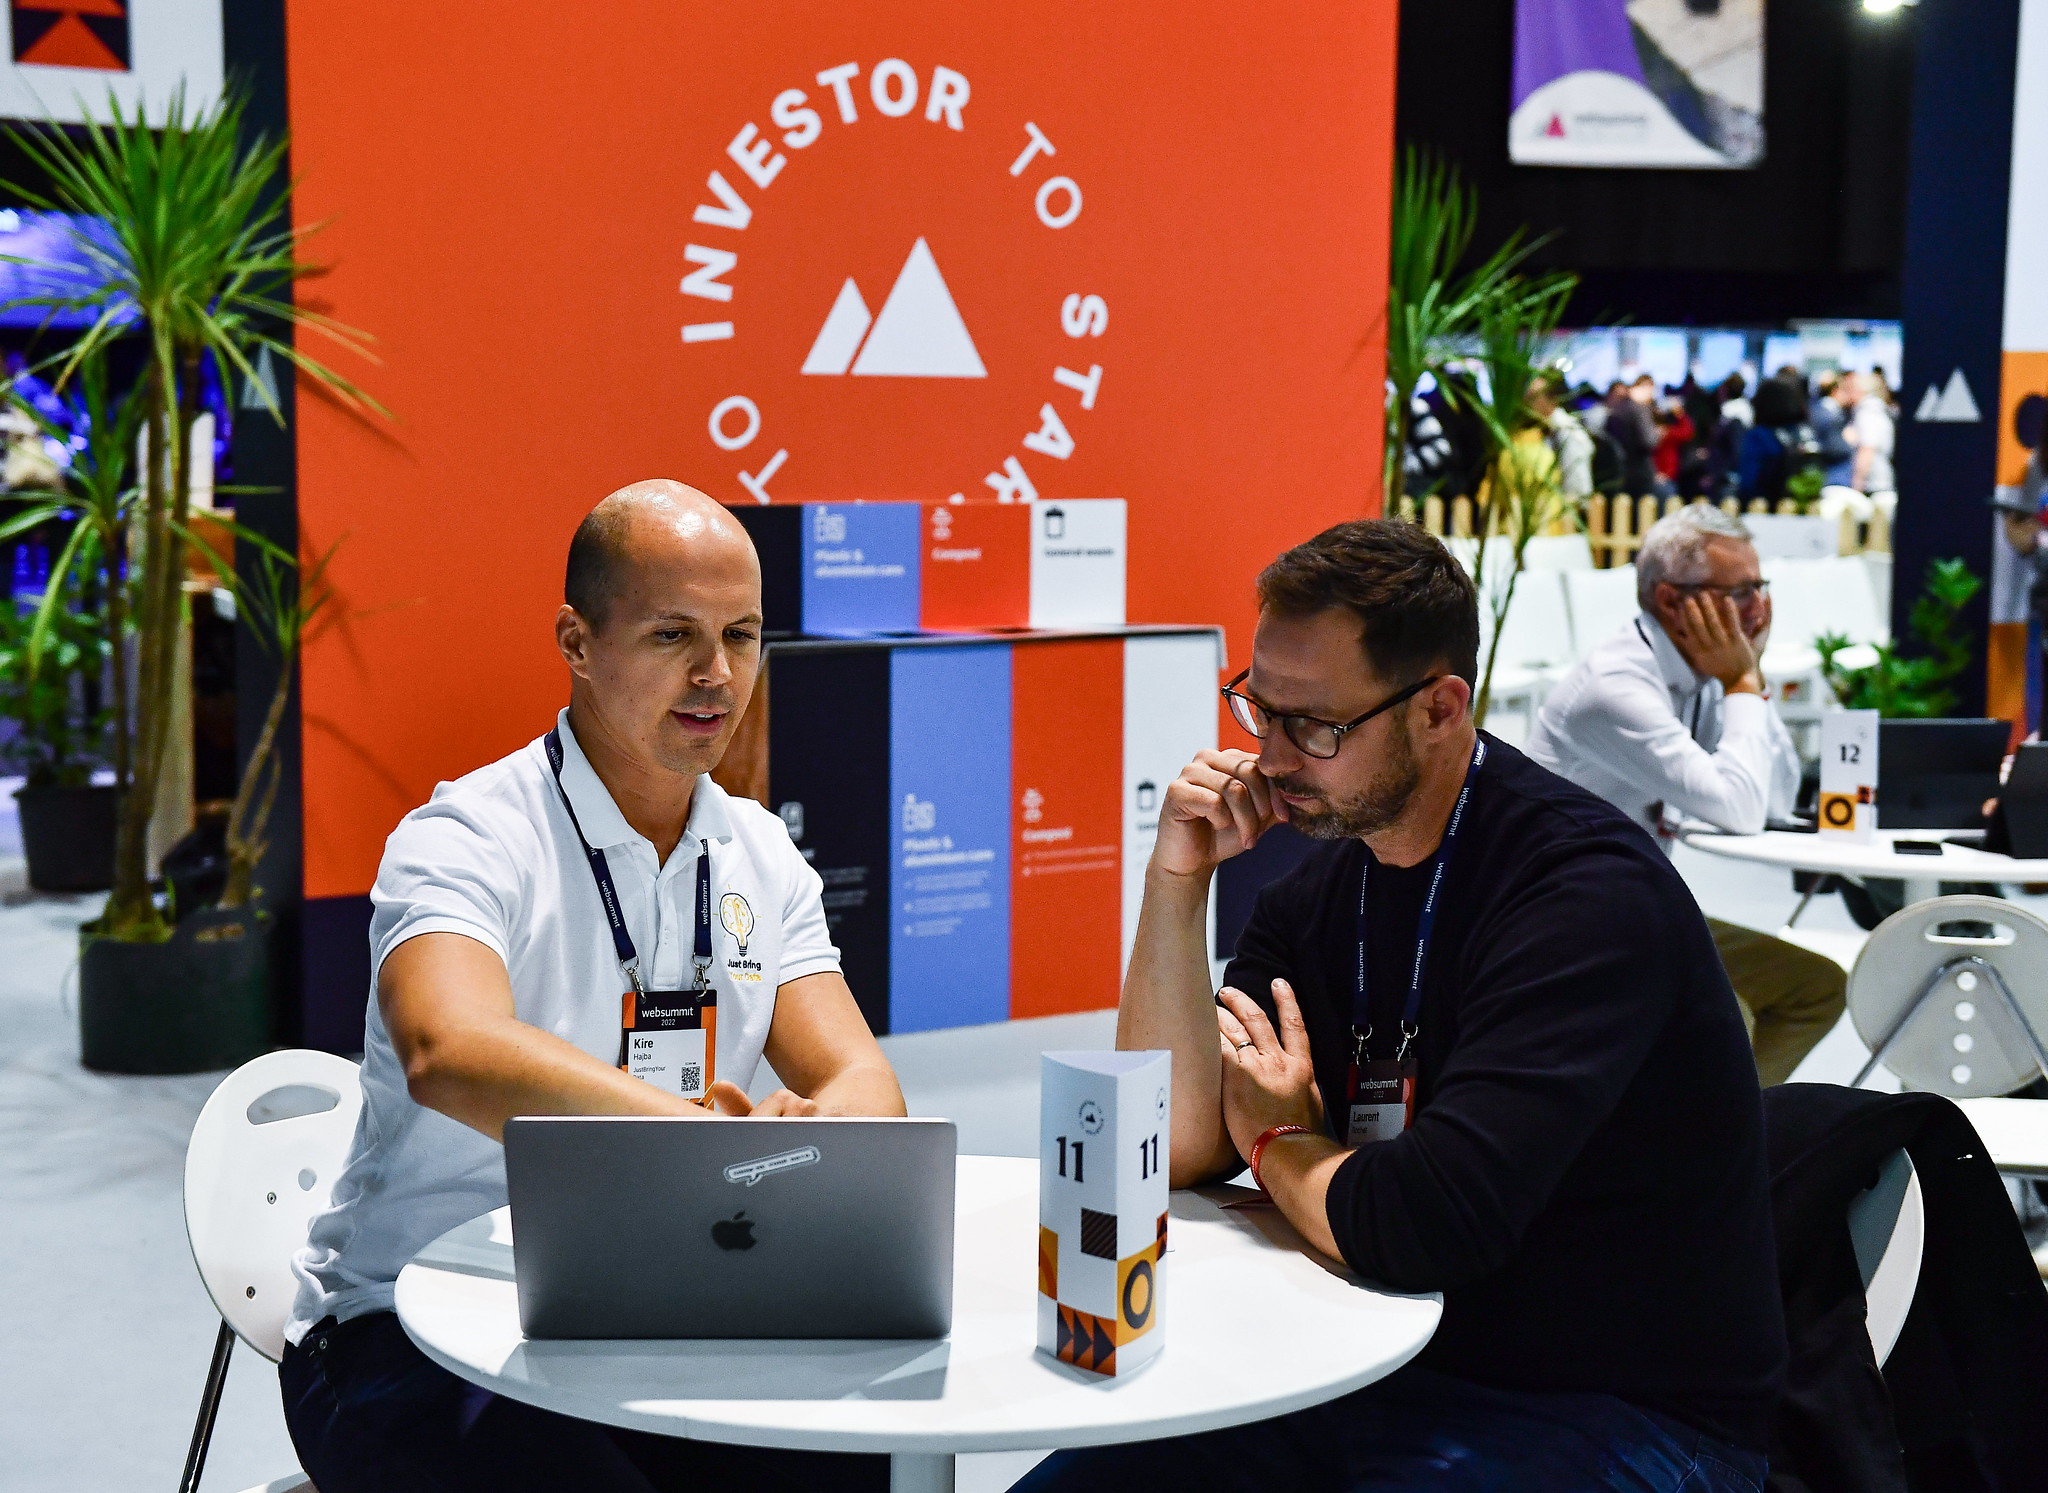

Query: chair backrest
<box><xmin>1760</xmin><ymin>557</ymin><xmax>1824</xmax><ymax>654</ymax></box>
<box><xmin>1846</xmin><ymin>894</ymin><xmax>2048</xmax><ymax>1097</ymax></box>
<box><xmin>1562</xmin><ymin>565</ymin><xmax>1640</xmax><ymax>662</ymax></box>
<box><xmin>1480</xmin><ymin>568</ymin><xmax>1574</xmax><ymax>674</ymax></box>
<box><xmin>1845</xmin><ymin>1148</ymin><xmax>1923</xmax><ymax>1368</ymax></box>
<box><xmin>1825</xmin><ymin>555</ymin><xmax>1889</xmax><ymax>645</ymax></box>
<box><xmin>184</xmin><ymin>1049</ymin><xmax>363</xmax><ymax>1361</ymax></box>
<box><xmin>1520</xmin><ymin>534</ymin><xmax>1595</xmax><ymax>573</ymax></box>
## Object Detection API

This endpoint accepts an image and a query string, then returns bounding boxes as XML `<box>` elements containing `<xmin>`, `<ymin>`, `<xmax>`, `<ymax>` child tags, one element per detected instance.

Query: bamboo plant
<box><xmin>1382</xmin><ymin>148</ymin><xmax>1564</xmax><ymax>517</ymax></box>
<box><xmin>0</xmin><ymin>86</ymin><xmax>377</xmax><ymax>941</ymax></box>
<box><xmin>214</xmin><ymin>541</ymin><xmax>333</xmax><ymax>909</ymax></box>
<box><xmin>1458</xmin><ymin>272</ymin><xmax>1579</xmax><ymax>726</ymax></box>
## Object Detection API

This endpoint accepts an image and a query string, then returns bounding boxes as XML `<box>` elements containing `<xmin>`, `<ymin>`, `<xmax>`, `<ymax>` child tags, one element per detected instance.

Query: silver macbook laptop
<box><xmin>503</xmin><ymin>1115</ymin><xmax>956</xmax><ymax>1340</ymax></box>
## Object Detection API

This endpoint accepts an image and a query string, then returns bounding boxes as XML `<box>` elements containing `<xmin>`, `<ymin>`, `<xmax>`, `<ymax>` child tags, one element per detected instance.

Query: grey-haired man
<box><xmin>1528</xmin><ymin>506</ymin><xmax>1845</xmax><ymax>1084</ymax></box>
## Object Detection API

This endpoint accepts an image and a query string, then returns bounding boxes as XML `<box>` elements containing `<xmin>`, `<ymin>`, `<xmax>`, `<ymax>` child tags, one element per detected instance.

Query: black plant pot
<box><xmin>14</xmin><ymin>783</ymin><xmax>118</xmax><ymax>892</ymax></box>
<box><xmin>79</xmin><ymin>905</ymin><xmax>273</xmax><ymax>1074</ymax></box>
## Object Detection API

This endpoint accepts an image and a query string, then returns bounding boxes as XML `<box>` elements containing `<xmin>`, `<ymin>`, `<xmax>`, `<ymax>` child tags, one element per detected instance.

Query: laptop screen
<box><xmin>1878</xmin><ymin>719</ymin><xmax>2010</xmax><ymax>830</ymax></box>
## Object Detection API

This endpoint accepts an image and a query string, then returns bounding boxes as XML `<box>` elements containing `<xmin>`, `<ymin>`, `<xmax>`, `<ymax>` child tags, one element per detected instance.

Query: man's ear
<box><xmin>1650</xmin><ymin>582</ymin><xmax>1681</xmax><ymax>627</ymax></box>
<box><xmin>1427</xmin><ymin>673</ymin><xmax>1472</xmax><ymax>729</ymax></box>
<box><xmin>556</xmin><ymin>604</ymin><xmax>594</xmax><ymax>680</ymax></box>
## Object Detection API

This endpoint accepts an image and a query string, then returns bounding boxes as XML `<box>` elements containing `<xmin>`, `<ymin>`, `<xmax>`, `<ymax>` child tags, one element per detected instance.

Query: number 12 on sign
<box><xmin>1818</xmin><ymin>710</ymin><xmax>1878</xmax><ymax>842</ymax></box>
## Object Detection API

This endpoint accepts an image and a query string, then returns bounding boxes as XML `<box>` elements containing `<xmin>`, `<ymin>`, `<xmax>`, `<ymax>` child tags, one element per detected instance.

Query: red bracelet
<box><xmin>1249</xmin><ymin>1124</ymin><xmax>1315</xmax><ymax>1192</ymax></box>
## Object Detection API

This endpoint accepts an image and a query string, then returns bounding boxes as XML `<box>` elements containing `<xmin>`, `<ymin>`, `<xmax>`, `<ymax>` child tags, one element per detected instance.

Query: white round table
<box><xmin>1954</xmin><ymin>1097</ymin><xmax>2048</xmax><ymax>1178</ymax></box>
<box><xmin>395</xmin><ymin>1155</ymin><xmax>1440</xmax><ymax>1493</ymax></box>
<box><xmin>1682</xmin><ymin>828</ymin><xmax>2048</xmax><ymax>908</ymax></box>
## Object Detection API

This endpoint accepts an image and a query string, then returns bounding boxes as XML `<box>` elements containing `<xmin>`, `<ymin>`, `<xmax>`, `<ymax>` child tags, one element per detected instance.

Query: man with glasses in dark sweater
<box><xmin>1021</xmin><ymin>520</ymin><xmax>1785</xmax><ymax>1493</ymax></box>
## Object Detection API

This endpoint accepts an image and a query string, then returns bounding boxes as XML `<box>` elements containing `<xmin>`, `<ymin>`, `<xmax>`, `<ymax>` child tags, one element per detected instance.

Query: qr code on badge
<box><xmin>678</xmin><ymin>1063</ymin><xmax>703</xmax><ymax>1093</ymax></box>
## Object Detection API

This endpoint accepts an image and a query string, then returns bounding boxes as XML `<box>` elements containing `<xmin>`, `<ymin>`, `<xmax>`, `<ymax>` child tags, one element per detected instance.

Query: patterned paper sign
<box><xmin>1038</xmin><ymin>1049</ymin><xmax>1169</xmax><ymax>1376</ymax></box>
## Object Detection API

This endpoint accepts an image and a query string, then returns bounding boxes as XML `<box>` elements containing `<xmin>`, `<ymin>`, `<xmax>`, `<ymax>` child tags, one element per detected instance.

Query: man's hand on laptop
<box><xmin>705</xmin><ymin>1080</ymin><xmax>822</xmax><ymax>1117</ymax></box>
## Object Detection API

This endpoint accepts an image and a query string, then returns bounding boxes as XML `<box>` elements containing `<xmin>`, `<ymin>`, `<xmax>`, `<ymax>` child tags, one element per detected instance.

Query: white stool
<box><xmin>182</xmin><ymin>1049</ymin><xmax>363</xmax><ymax>1493</ymax></box>
<box><xmin>1845</xmin><ymin>896</ymin><xmax>2048</xmax><ymax>1095</ymax></box>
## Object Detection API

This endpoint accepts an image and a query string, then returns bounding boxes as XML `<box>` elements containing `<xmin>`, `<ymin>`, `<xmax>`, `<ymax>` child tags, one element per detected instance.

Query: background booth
<box><xmin>278</xmin><ymin>2</ymin><xmax>1402</xmax><ymax>1048</ymax></box>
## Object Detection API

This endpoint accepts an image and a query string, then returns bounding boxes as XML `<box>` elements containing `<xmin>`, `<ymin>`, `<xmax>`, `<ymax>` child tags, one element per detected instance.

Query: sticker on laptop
<box><xmin>724</xmin><ymin>1144</ymin><xmax>822</xmax><ymax>1187</ymax></box>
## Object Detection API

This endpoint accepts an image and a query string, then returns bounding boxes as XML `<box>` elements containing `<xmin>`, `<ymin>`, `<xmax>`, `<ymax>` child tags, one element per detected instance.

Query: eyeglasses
<box><xmin>1220</xmin><ymin>670</ymin><xmax>1440</xmax><ymax>760</ymax></box>
<box><xmin>1673</xmin><ymin>580</ymin><xmax>1770</xmax><ymax>606</ymax></box>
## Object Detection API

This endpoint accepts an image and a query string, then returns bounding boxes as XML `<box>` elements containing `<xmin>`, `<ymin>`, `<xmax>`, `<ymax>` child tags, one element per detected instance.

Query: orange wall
<box><xmin>287</xmin><ymin>1</ymin><xmax>1398</xmax><ymax>898</ymax></box>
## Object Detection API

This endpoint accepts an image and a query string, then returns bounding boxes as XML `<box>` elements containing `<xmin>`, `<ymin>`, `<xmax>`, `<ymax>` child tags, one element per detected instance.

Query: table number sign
<box><xmin>1819</xmin><ymin>710</ymin><xmax>1879</xmax><ymax>842</ymax></box>
<box><xmin>1038</xmin><ymin>1050</ymin><xmax>1170</xmax><ymax>1376</ymax></box>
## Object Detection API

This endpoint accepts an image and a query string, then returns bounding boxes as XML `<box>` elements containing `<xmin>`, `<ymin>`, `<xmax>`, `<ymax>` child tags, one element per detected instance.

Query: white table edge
<box><xmin>392</xmin><ymin>1158</ymin><xmax>1445</xmax><ymax>1458</ymax></box>
<box><xmin>392</xmin><ymin>1295</ymin><xmax>1441</xmax><ymax>1455</ymax></box>
<box><xmin>1680</xmin><ymin>829</ymin><xmax>2048</xmax><ymax>885</ymax></box>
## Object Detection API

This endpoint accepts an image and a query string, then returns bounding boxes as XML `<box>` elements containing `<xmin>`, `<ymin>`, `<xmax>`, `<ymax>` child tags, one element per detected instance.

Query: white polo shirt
<box><xmin>286</xmin><ymin>709</ymin><xmax>839</xmax><ymax>1342</ymax></box>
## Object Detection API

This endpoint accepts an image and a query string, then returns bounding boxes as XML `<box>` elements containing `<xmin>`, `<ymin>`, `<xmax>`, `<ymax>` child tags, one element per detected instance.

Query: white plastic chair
<box><xmin>1477</xmin><ymin>569</ymin><xmax>1573</xmax><ymax>729</ymax></box>
<box><xmin>1561</xmin><ymin>565</ymin><xmax>1640</xmax><ymax>663</ymax></box>
<box><xmin>1520</xmin><ymin>533</ymin><xmax>1595</xmax><ymax>572</ymax></box>
<box><xmin>1759</xmin><ymin>558</ymin><xmax>1823</xmax><ymax>681</ymax></box>
<box><xmin>1846</xmin><ymin>896</ymin><xmax>2048</xmax><ymax>1097</ymax></box>
<box><xmin>182</xmin><ymin>1050</ymin><xmax>363</xmax><ymax>1493</ymax></box>
<box><xmin>1811</xmin><ymin>556</ymin><xmax>1889</xmax><ymax>647</ymax></box>
<box><xmin>1846</xmin><ymin>1148</ymin><xmax>1924</xmax><ymax>1367</ymax></box>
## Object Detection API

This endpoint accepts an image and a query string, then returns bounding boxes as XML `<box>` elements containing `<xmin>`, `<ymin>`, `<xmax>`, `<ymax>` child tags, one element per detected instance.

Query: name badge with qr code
<box><xmin>621</xmin><ymin>990</ymin><xmax>717</xmax><ymax>1099</ymax></box>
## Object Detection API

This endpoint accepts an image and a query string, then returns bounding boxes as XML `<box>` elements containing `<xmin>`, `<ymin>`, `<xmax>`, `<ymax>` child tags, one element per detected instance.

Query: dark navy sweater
<box><xmin>1224</xmin><ymin>736</ymin><xmax>1787</xmax><ymax>1451</ymax></box>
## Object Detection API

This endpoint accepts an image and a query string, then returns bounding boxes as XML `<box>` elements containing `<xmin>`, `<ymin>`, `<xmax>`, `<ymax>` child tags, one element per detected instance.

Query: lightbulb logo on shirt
<box><xmin>674</xmin><ymin>56</ymin><xmax>1110</xmax><ymax>506</ymax></box>
<box><xmin>719</xmin><ymin>892</ymin><xmax>756</xmax><ymax>954</ymax></box>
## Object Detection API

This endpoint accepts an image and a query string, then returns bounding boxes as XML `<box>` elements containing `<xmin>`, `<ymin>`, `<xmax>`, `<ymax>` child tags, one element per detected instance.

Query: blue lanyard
<box><xmin>1353</xmin><ymin>737</ymin><xmax>1485</xmax><ymax>1063</ymax></box>
<box><xmin>545</xmin><ymin>728</ymin><xmax>713</xmax><ymax>993</ymax></box>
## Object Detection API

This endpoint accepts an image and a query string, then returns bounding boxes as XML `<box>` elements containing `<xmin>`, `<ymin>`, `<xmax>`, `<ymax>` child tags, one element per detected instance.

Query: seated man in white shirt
<box><xmin>1527</xmin><ymin>505</ymin><xmax>1845</xmax><ymax>1085</ymax></box>
<box><xmin>281</xmin><ymin>480</ymin><xmax>903</xmax><ymax>1493</ymax></box>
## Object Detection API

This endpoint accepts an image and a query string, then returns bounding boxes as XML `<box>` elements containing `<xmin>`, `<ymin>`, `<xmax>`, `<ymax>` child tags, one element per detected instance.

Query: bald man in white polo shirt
<box><xmin>280</xmin><ymin>481</ymin><xmax>902</xmax><ymax>1493</ymax></box>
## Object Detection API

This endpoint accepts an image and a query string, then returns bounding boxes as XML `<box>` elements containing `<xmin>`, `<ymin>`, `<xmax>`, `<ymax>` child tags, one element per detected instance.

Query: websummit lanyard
<box><xmin>545</xmin><ymin>729</ymin><xmax>716</xmax><ymax>1099</ymax></box>
<box><xmin>1344</xmin><ymin>737</ymin><xmax>1485</xmax><ymax>1147</ymax></box>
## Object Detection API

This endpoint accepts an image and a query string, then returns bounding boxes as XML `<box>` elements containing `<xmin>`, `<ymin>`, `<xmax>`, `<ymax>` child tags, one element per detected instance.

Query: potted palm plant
<box><xmin>1</xmin><ymin>350</ymin><xmax>143</xmax><ymax>890</ymax></box>
<box><xmin>0</xmin><ymin>529</ymin><xmax>117</xmax><ymax>889</ymax></box>
<box><xmin>1382</xmin><ymin>149</ymin><xmax>1566</xmax><ymax>518</ymax></box>
<box><xmin>1</xmin><ymin>87</ymin><xmax>377</xmax><ymax>1072</ymax></box>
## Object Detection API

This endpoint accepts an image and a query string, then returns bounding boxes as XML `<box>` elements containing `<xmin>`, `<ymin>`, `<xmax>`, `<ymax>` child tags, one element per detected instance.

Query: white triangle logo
<box><xmin>240</xmin><ymin>345</ymin><xmax>280</xmax><ymax>410</ymax></box>
<box><xmin>1915</xmin><ymin>367</ymin><xmax>1982</xmax><ymax>423</ymax></box>
<box><xmin>801</xmin><ymin>279</ymin><xmax>872</xmax><ymax>375</ymax></box>
<box><xmin>799</xmin><ymin>238</ymin><xmax>986</xmax><ymax>379</ymax></box>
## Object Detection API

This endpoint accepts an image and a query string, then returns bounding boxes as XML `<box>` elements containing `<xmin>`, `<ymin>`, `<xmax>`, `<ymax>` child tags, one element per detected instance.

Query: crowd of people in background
<box><xmin>1571</xmin><ymin>364</ymin><xmax>1898</xmax><ymax>515</ymax></box>
<box><xmin>1407</xmin><ymin>354</ymin><xmax>1902</xmax><ymax>523</ymax></box>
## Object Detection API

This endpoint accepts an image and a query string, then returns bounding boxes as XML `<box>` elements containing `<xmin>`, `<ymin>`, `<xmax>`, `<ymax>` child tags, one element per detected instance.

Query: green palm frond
<box><xmin>1383</xmin><ymin>147</ymin><xmax>1566</xmax><ymax>513</ymax></box>
<box><xmin>1</xmin><ymin>85</ymin><xmax>385</xmax><ymax>419</ymax></box>
<box><xmin>0</xmin><ymin>84</ymin><xmax>385</xmax><ymax>936</ymax></box>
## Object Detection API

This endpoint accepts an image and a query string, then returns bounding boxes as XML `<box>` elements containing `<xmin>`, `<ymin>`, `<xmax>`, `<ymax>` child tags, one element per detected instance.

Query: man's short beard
<box><xmin>1272</xmin><ymin>722</ymin><xmax>1423</xmax><ymax>841</ymax></box>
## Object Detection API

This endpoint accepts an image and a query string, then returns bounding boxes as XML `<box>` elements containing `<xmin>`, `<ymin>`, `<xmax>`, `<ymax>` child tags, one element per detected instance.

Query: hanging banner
<box><xmin>1510</xmin><ymin>0</ymin><xmax>1764</xmax><ymax>169</ymax></box>
<box><xmin>0</xmin><ymin>1</ymin><xmax>222</xmax><ymax>123</ymax></box>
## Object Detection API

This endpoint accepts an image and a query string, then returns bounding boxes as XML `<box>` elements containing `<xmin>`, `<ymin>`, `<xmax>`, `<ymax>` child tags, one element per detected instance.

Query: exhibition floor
<box><xmin>0</xmin><ymin>842</ymin><xmax>1928</xmax><ymax>1492</ymax></box>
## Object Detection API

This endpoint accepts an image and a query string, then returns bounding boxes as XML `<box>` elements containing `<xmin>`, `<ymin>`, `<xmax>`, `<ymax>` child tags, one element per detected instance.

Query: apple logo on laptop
<box><xmin>712</xmin><ymin>1211</ymin><xmax>757</xmax><ymax>1252</ymax></box>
